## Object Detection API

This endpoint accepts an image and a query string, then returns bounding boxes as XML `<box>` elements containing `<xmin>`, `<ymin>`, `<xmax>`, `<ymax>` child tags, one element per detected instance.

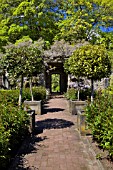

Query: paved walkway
<box><xmin>9</xmin><ymin>96</ymin><xmax>103</xmax><ymax>170</ymax></box>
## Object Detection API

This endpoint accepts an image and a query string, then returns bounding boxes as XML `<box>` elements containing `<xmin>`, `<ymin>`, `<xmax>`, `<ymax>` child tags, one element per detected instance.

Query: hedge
<box><xmin>0</xmin><ymin>86</ymin><xmax>46</xmax><ymax>169</ymax></box>
<box><xmin>64</xmin><ymin>88</ymin><xmax>94</xmax><ymax>101</ymax></box>
<box><xmin>0</xmin><ymin>104</ymin><xmax>29</xmax><ymax>169</ymax></box>
<box><xmin>85</xmin><ymin>91</ymin><xmax>113</xmax><ymax>158</ymax></box>
<box><xmin>0</xmin><ymin>86</ymin><xmax>46</xmax><ymax>105</ymax></box>
<box><xmin>23</xmin><ymin>86</ymin><xmax>46</xmax><ymax>102</ymax></box>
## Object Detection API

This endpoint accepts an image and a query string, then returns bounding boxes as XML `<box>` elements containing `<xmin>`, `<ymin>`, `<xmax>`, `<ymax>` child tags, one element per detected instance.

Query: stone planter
<box><xmin>27</xmin><ymin>110</ymin><xmax>35</xmax><ymax>133</ymax></box>
<box><xmin>24</xmin><ymin>100</ymin><xmax>42</xmax><ymax>115</ymax></box>
<box><xmin>77</xmin><ymin>110</ymin><xmax>91</xmax><ymax>136</ymax></box>
<box><xmin>69</xmin><ymin>100</ymin><xmax>87</xmax><ymax>115</ymax></box>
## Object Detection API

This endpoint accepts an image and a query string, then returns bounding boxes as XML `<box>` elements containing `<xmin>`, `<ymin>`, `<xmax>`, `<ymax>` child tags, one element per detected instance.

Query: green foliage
<box><xmin>1</xmin><ymin>40</ymin><xmax>43</xmax><ymax>83</ymax></box>
<box><xmin>1</xmin><ymin>0</ymin><xmax>113</xmax><ymax>50</ymax></box>
<box><xmin>110</xmin><ymin>74</ymin><xmax>113</xmax><ymax>87</ymax></box>
<box><xmin>65</xmin><ymin>88</ymin><xmax>93</xmax><ymax>101</ymax></box>
<box><xmin>0</xmin><ymin>86</ymin><xmax>46</xmax><ymax>168</ymax></box>
<box><xmin>64</xmin><ymin>44</ymin><xmax>111</xmax><ymax>80</ymax></box>
<box><xmin>0</xmin><ymin>40</ymin><xmax>44</xmax><ymax>105</ymax></box>
<box><xmin>51</xmin><ymin>74</ymin><xmax>60</xmax><ymax>92</ymax></box>
<box><xmin>98</xmin><ymin>32</ymin><xmax>113</xmax><ymax>50</ymax></box>
<box><xmin>0</xmin><ymin>86</ymin><xmax>46</xmax><ymax>104</ymax></box>
<box><xmin>32</xmin><ymin>86</ymin><xmax>46</xmax><ymax>101</ymax></box>
<box><xmin>64</xmin><ymin>44</ymin><xmax>111</xmax><ymax>101</ymax></box>
<box><xmin>0</xmin><ymin>89</ymin><xmax>19</xmax><ymax>106</ymax></box>
<box><xmin>64</xmin><ymin>88</ymin><xmax>77</xmax><ymax>100</ymax></box>
<box><xmin>0</xmin><ymin>104</ymin><xmax>29</xmax><ymax>169</ymax></box>
<box><xmin>0</xmin><ymin>124</ymin><xmax>11</xmax><ymax>169</ymax></box>
<box><xmin>23</xmin><ymin>86</ymin><xmax>46</xmax><ymax>101</ymax></box>
<box><xmin>0</xmin><ymin>0</ymin><xmax>61</xmax><ymax>49</ymax></box>
<box><xmin>55</xmin><ymin>0</ymin><xmax>113</xmax><ymax>43</ymax></box>
<box><xmin>96</xmin><ymin>32</ymin><xmax>113</xmax><ymax>70</ymax></box>
<box><xmin>85</xmin><ymin>91</ymin><xmax>113</xmax><ymax>157</ymax></box>
<box><xmin>79</xmin><ymin>89</ymin><xmax>92</xmax><ymax>101</ymax></box>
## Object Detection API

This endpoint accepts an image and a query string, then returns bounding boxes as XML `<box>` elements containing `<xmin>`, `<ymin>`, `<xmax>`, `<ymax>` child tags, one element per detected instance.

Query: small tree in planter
<box><xmin>1</xmin><ymin>38</ymin><xmax>44</xmax><ymax>106</ymax></box>
<box><xmin>64</xmin><ymin>44</ymin><xmax>111</xmax><ymax>102</ymax></box>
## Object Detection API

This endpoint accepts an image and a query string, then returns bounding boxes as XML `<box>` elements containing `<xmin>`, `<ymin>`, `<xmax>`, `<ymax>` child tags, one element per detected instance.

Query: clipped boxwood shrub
<box><xmin>0</xmin><ymin>104</ymin><xmax>29</xmax><ymax>169</ymax></box>
<box><xmin>0</xmin><ymin>86</ymin><xmax>46</xmax><ymax>105</ymax></box>
<box><xmin>0</xmin><ymin>123</ymin><xmax>11</xmax><ymax>169</ymax></box>
<box><xmin>0</xmin><ymin>89</ymin><xmax>19</xmax><ymax>106</ymax></box>
<box><xmin>64</xmin><ymin>88</ymin><xmax>94</xmax><ymax>101</ymax></box>
<box><xmin>64</xmin><ymin>88</ymin><xmax>77</xmax><ymax>100</ymax></box>
<box><xmin>85</xmin><ymin>91</ymin><xmax>113</xmax><ymax>158</ymax></box>
<box><xmin>22</xmin><ymin>86</ymin><xmax>46</xmax><ymax>101</ymax></box>
<box><xmin>33</xmin><ymin>86</ymin><xmax>46</xmax><ymax>101</ymax></box>
<box><xmin>0</xmin><ymin>86</ymin><xmax>46</xmax><ymax>169</ymax></box>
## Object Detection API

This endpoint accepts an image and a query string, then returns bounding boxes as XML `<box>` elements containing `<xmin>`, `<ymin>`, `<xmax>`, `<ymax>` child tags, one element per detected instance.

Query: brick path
<box><xmin>9</xmin><ymin>96</ymin><xmax>103</xmax><ymax>170</ymax></box>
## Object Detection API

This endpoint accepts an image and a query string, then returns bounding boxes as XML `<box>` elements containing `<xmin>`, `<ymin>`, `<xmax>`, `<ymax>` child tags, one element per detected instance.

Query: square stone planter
<box><xmin>24</xmin><ymin>100</ymin><xmax>42</xmax><ymax>115</ymax></box>
<box><xmin>69</xmin><ymin>100</ymin><xmax>87</xmax><ymax>115</ymax></box>
<box><xmin>77</xmin><ymin>110</ymin><xmax>91</xmax><ymax>136</ymax></box>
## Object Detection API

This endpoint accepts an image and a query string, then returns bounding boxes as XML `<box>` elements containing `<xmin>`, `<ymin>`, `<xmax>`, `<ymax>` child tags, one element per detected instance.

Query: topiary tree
<box><xmin>1</xmin><ymin>39</ymin><xmax>44</xmax><ymax>106</ymax></box>
<box><xmin>64</xmin><ymin>44</ymin><xmax>111</xmax><ymax>101</ymax></box>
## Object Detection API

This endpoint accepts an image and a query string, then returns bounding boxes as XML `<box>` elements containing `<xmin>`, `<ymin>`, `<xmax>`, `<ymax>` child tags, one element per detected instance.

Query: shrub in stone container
<box><xmin>65</xmin><ymin>88</ymin><xmax>88</xmax><ymax>115</ymax></box>
<box><xmin>24</xmin><ymin>86</ymin><xmax>46</xmax><ymax>115</ymax></box>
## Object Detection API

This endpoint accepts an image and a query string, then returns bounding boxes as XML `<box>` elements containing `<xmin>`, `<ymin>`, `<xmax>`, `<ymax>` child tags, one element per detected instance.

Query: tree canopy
<box><xmin>64</xmin><ymin>44</ymin><xmax>111</xmax><ymax>101</ymax></box>
<box><xmin>0</xmin><ymin>0</ymin><xmax>113</xmax><ymax>90</ymax></box>
<box><xmin>0</xmin><ymin>38</ymin><xmax>44</xmax><ymax>105</ymax></box>
<box><xmin>0</xmin><ymin>0</ymin><xmax>62</xmax><ymax>50</ymax></box>
<box><xmin>1</xmin><ymin>39</ymin><xmax>43</xmax><ymax>85</ymax></box>
<box><xmin>1</xmin><ymin>0</ymin><xmax>113</xmax><ymax>51</ymax></box>
<box><xmin>55</xmin><ymin>0</ymin><xmax>113</xmax><ymax>43</ymax></box>
<box><xmin>65</xmin><ymin>44</ymin><xmax>111</xmax><ymax>80</ymax></box>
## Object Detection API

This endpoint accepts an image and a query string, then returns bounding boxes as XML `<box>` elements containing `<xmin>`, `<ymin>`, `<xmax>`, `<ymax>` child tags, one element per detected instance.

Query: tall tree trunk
<box><xmin>18</xmin><ymin>74</ymin><xmax>23</xmax><ymax>107</ymax></box>
<box><xmin>77</xmin><ymin>90</ymin><xmax>80</xmax><ymax>101</ymax></box>
<box><xmin>91</xmin><ymin>78</ymin><xmax>94</xmax><ymax>102</ymax></box>
<box><xmin>29</xmin><ymin>77</ymin><xmax>34</xmax><ymax>101</ymax></box>
<box><xmin>77</xmin><ymin>77</ymin><xmax>80</xmax><ymax>101</ymax></box>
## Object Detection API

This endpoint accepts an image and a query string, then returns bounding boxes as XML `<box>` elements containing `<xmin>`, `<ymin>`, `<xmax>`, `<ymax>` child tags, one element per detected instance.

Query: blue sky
<box><xmin>100</xmin><ymin>26</ymin><xmax>113</xmax><ymax>32</ymax></box>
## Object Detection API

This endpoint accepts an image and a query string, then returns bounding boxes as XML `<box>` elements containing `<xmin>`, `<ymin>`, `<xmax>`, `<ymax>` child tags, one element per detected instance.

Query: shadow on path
<box><xmin>9</xmin><ymin>118</ymin><xmax>74</xmax><ymax>170</ymax></box>
<box><xmin>35</xmin><ymin>118</ymin><xmax>74</xmax><ymax>134</ymax></box>
<box><xmin>42</xmin><ymin>108</ymin><xmax>64</xmax><ymax>114</ymax></box>
<box><xmin>9</xmin><ymin>134</ymin><xmax>47</xmax><ymax>170</ymax></box>
<box><xmin>9</xmin><ymin>98</ymin><xmax>73</xmax><ymax>170</ymax></box>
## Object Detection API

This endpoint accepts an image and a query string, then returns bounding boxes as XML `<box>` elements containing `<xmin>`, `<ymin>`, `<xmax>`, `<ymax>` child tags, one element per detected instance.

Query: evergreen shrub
<box><xmin>65</xmin><ymin>88</ymin><xmax>94</xmax><ymax>101</ymax></box>
<box><xmin>23</xmin><ymin>86</ymin><xmax>46</xmax><ymax>101</ymax></box>
<box><xmin>85</xmin><ymin>90</ymin><xmax>113</xmax><ymax>158</ymax></box>
<box><xmin>0</xmin><ymin>89</ymin><xmax>19</xmax><ymax>106</ymax></box>
<box><xmin>0</xmin><ymin>86</ymin><xmax>46</xmax><ymax>169</ymax></box>
<box><xmin>0</xmin><ymin>104</ymin><xmax>29</xmax><ymax>169</ymax></box>
<box><xmin>0</xmin><ymin>86</ymin><xmax>46</xmax><ymax>104</ymax></box>
<box><xmin>64</xmin><ymin>88</ymin><xmax>77</xmax><ymax>100</ymax></box>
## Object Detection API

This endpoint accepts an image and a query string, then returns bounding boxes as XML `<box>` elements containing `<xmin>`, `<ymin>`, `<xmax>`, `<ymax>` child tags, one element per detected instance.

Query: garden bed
<box><xmin>87</xmin><ymin>135</ymin><xmax>113</xmax><ymax>170</ymax></box>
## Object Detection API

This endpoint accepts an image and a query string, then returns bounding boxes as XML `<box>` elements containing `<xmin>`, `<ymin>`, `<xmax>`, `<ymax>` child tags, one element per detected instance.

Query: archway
<box><xmin>45</xmin><ymin>62</ymin><xmax>68</xmax><ymax>94</ymax></box>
